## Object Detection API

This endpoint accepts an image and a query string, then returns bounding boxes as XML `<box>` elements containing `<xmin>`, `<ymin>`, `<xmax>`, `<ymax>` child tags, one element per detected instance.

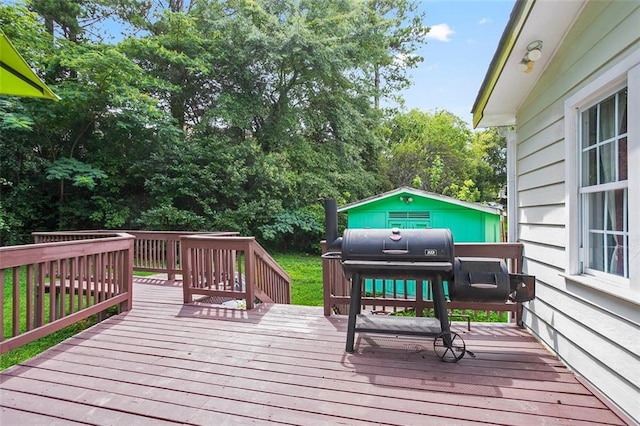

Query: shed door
<box><xmin>388</xmin><ymin>211</ymin><xmax>431</xmax><ymax>229</ymax></box>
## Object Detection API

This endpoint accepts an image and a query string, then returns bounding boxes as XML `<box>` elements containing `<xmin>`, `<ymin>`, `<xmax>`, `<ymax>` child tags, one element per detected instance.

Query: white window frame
<box><xmin>564</xmin><ymin>52</ymin><xmax>639</xmax><ymax>300</ymax></box>
<box><xmin>579</xmin><ymin>86</ymin><xmax>629</xmax><ymax>280</ymax></box>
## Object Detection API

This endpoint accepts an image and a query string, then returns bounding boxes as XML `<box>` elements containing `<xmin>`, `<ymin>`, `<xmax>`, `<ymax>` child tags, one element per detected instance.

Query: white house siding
<box><xmin>514</xmin><ymin>1</ymin><xmax>639</xmax><ymax>421</ymax></box>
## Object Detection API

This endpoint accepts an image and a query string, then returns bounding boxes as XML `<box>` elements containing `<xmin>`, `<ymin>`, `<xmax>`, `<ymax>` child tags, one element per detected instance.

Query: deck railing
<box><xmin>181</xmin><ymin>235</ymin><xmax>291</xmax><ymax>308</ymax></box>
<box><xmin>2</xmin><ymin>230</ymin><xmax>290</xmax><ymax>354</ymax></box>
<box><xmin>1</xmin><ymin>233</ymin><xmax>134</xmax><ymax>354</ymax></box>
<box><xmin>322</xmin><ymin>241</ymin><xmax>525</xmax><ymax>324</ymax></box>
<box><xmin>127</xmin><ymin>231</ymin><xmax>239</xmax><ymax>279</ymax></box>
<box><xmin>33</xmin><ymin>230</ymin><xmax>239</xmax><ymax>280</ymax></box>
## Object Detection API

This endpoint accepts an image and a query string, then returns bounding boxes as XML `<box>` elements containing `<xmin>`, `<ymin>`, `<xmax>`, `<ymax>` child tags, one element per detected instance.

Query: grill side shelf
<box><xmin>355</xmin><ymin>315</ymin><xmax>442</xmax><ymax>336</ymax></box>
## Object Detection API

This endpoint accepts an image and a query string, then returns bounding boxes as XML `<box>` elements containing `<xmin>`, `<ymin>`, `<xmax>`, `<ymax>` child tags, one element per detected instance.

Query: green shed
<box><xmin>338</xmin><ymin>186</ymin><xmax>504</xmax><ymax>243</ymax></box>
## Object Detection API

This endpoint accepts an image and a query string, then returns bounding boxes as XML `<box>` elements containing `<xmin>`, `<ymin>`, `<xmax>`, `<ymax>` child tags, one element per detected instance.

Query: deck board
<box><xmin>0</xmin><ymin>277</ymin><xmax>631</xmax><ymax>425</ymax></box>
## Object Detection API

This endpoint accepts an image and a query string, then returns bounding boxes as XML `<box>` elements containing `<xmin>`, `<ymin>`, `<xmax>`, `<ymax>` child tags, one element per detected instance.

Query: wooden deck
<box><xmin>0</xmin><ymin>277</ymin><xmax>630</xmax><ymax>425</ymax></box>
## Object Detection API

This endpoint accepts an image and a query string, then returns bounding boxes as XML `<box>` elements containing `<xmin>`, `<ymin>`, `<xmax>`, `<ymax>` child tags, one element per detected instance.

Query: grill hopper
<box><xmin>452</xmin><ymin>257</ymin><xmax>535</xmax><ymax>303</ymax></box>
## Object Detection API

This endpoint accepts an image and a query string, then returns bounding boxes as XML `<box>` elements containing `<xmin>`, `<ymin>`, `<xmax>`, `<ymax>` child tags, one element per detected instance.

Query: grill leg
<box><xmin>433</xmin><ymin>275</ymin><xmax>468</xmax><ymax>362</ymax></box>
<box><xmin>345</xmin><ymin>273</ymin><xmax>362</xmax><ymax>353</ymax></box>
<box><xmin>431</xmin><ymin>275</ymin><xmax>450</xmax><ymax>335</ymax></box>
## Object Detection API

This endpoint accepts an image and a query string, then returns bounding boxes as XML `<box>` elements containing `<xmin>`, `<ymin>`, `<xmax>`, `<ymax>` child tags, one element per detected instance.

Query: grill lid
<box><xmin>339</xmin><ymin>228</ymin><xmax>455</xmax><ymax>278</ymax></box>
<box><xmin>342</xmin><ymin>228</ymin><xmax>454</xmax><ymax>263</ymax></box>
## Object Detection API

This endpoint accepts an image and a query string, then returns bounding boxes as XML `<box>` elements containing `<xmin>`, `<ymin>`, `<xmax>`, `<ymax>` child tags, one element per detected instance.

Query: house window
<box><xmin>579</xmin><ymin>88</ymin><xmax>628</xmax><ymax>278</ymax></box>
<box><xmin>565</xmin><ymin>54</ymin><xmax>638</xmax><ymax>295</ymax></box>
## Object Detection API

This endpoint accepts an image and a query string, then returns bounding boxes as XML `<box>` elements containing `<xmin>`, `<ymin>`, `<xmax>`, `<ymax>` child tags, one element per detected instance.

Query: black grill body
<box><xmin>341</xmin><ymin>228</ymin><xmax>455</xmax><ymax>278</ymax></box>
<box><xmin>333</xmin><ymin>227</ymin><xmax>457</xmax><ymax>357</ymax></box>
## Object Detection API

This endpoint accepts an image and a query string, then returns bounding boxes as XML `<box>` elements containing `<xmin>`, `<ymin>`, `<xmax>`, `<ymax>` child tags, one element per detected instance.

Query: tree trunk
<box><xmin>374</xmin><ymin>64</ymin><xmax>380</xmax><ymax>110</ymax></box>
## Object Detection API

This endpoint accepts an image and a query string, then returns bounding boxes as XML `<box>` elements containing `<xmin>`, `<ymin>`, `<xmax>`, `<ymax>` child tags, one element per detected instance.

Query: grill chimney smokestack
<box><xmin>324</xmin><ymin>198</ymin><xmax>342</xmax><ymax>251</ymax></box>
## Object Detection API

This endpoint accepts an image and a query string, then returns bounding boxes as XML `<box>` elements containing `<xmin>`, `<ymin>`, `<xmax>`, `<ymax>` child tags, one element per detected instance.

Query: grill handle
<box><xmin>468</xmin><ymin>272</ymin><xmax>498</xmax><ymax>289</ymax></box>
<box><xmin>321</xmin><ymin>252</ymin><xmax>342</xmax><ymax>259</ymax></box>
<box><xmin>381</xmin><ymin>249</ymin><xmax>410</xmax><ymax>255</ymax></box>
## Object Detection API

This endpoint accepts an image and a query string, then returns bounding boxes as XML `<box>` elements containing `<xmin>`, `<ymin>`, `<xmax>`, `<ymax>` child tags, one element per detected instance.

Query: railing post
<box><xmin>415</xmin><ymin>278</ymin><xmax>424</xmax><ymax>317</ymax></box>
<box><xmin>244</xmin><ymin>239</ymin><xmax>256</xmax><ymax>309</ymax></box>
<box><xmin>321</xmin><ymin>241</ymin><xmax>332</xmax><ymax>316</ymax></box>
<box><xmin>167</xmin><ymin>237</ymin><xmax>176</xmax><ymax>281</ymax></box>
<box><xmin>180</xmin><ymin>236</ymin><xmax>192</xmax><ymax>303</ymax></box>
<box><xmin>121</xmin><ymin>236</ymin><xmax>134</xmax><ymax>312</ymax></box>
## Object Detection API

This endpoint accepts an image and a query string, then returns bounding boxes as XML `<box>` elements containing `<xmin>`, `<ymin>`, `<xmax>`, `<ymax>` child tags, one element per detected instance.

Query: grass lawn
<box><xmin>273</xmin><ymin>252</ymin><xmax>323</xmax><ymax>306</ymax></box>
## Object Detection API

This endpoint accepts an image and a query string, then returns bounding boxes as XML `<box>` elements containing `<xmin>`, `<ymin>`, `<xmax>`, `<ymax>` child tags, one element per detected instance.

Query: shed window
<box><xmin>388</xmin><ymin>211</ymin><xmax>431</xmax><ymax>229</ymax></box>
<box><xmin>389</xmin><ymin>211</ymin><xmax>431</xmax><ymax>220</ymax></box>
<box><xmin>579</xmin><ymin>88</ymin><xmax>628</xmax><ymax>278</ymax></box>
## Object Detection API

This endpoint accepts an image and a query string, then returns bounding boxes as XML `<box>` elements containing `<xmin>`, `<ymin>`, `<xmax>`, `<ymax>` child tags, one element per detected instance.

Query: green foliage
<box><xmin>446</xmin><ymin>179</ymin><xmax>481</xmax><ymax>202</ymax></box>
<box><xmin>88</xmin><ymin>195</ymin><xmax>131</xmax><ymax>228</ymax></box>
<box><xmin>469</xmin><ymin>128</ymin><xmax>507</xmax><ymax>203</ymax></box>
<box><xmin>381</xmin><ymin>109</ymin><xmax>474</xmax><ymax>194</ymax></box>
<box><xmin>137</xmin><ymin>204</ymin><xmax>206</xmax><ymax>231</ymax></box>
<box><xmin>379</xmin><ymin>109</ymin><xmax>506</xmax><ymax>205</ymax></box>
<box><xmin>46</xmin><ymin>157</ymin><xmax>107</xmax><ymax>190</ymax></box>
<box><xmin>1</xmin><ymin>114</ymin><xmax>33</xmax><ymax>130</ymax></box>
<box><xmin>0</xmin><ymin>1</ymin><xmax>504</xmax><ymax>252</ymax></box>
<box><xmin>361</xmin><ymin>0</ymin><xmax>429</xmax><ymax>108</ymax></box>
<box><xmin>392</xmin><ymin>308</ymin><xmax>508</xmax><ymax>323</ymax></box>
<box><xmin>428</xmin><ymin>155</ymin><xmax>444</xmax><ymax>191</ymax></box>
<box><xmin>258</xmin><ymin>207</ymin><xmax>324</xmax><ymax>253</ymax></box>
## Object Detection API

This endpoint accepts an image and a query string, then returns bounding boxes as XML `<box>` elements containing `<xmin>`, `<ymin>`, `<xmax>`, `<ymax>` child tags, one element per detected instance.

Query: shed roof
<box><xmin>337</xmin><ymin>186</ymin><xmax>502</xmax><ymax>216</ymax></box>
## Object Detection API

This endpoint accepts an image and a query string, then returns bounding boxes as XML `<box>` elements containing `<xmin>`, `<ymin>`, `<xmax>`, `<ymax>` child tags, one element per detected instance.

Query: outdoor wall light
<box><xmin>518</xmin><ymin>40</ymin><xmax>543</xmax><ymax>74</ymax></box>
<box><xmin>399</xmin><ymin>196</ymin><xmax>413</xmax><ymax>204</ymax></box>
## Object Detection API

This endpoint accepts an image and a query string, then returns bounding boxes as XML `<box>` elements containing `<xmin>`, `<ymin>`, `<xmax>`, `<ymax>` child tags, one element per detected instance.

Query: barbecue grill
<box><xmin>322</xmin><ymin>199</ymin><xmax>535</xmax><ymax>362</ymax></box>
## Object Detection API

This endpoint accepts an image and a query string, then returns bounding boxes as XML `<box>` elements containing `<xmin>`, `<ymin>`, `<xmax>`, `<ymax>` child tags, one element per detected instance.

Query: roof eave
<box><xmin>471</xmin><ymin>0</ymin><xmax>533</xmax><ymax>128</ymax></box>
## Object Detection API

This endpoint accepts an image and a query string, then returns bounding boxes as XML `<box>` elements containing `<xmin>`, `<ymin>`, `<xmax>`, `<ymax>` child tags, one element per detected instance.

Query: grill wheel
<box><xmin>433</xmin><ymin>332</ymin><xmax>467</xmax><ymax>362</ymax></box>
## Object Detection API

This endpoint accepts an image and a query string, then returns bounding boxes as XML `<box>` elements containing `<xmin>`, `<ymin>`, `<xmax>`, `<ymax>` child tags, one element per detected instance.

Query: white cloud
<box><xmin>478</xmin><ymin>17</ymin><xmax>491</xmax><ymax>25</ymax></box>
<box><xmin>424</xmin><ymin>62</ymin><xmax>440</xmax><ymax>72</ymax></box>
<box><xmin>425</xmin><ymin>23</ymin><xmax>454</xmax><ymax>42</ymax></box>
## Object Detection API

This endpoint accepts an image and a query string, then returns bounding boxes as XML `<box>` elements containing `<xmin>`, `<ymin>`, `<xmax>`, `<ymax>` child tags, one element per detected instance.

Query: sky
<box><xmin>400</xmin><ymin>0</ymin><xmax>516</xmax><ymax>127</ymax></box>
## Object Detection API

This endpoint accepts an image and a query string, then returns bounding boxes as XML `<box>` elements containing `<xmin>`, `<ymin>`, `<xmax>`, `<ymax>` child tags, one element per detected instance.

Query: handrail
<box><xmin>181</xmin><ymin>235</ymin><xmax>291</xmax><ymax>308</ymax></box>
<box><xmin>1</xmin><ymin>233</ymin><xmax>134</xmax><ymax>354</ymax></box>
<box><xmin>322</xmin><ymin>241</ymin><xmax>525</xmax><ymax>323</ymax></box>
<box><xmin>32</xmin><ymin>230</ymin><xmax>239</xmax><ymax>280</ymax></box>
<box><xmin>32</xmin><ymin>231</ymin><xmax>112</xmax><ymax>243</ymax></box>
<box><xmin>252</xmin><ymin>241</ymin><xmax>292</xmax><ymax>304</ymax></box>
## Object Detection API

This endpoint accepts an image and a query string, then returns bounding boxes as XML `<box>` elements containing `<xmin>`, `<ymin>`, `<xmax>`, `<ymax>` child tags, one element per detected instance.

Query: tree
<box><xmin>360</xmin><ymin>0</ymin><xmax>429</xmax><ymax>109</ymax></box>
<box><xmin>381</xmin><ymin>109</ymin><xmax>474</xmax><ymax>195</ymax></box>
<box><xmin>1</xmin><ymin>3</ymin><xmax>179</xmax><ymax>236</ymax></box>
<box><xmin>1</xmin><ymin>0</ymin><xmax>436</xmax><ymax>252</ymax></box>
<box><xmin>469</xmin><ymin>127</ymin><xmax>507</xmax><ymax>203</ymax></box>
<box><xmin>1</xmin><ymin>5</ymin><xmax>57</xmax><ymax>243</ymax></box>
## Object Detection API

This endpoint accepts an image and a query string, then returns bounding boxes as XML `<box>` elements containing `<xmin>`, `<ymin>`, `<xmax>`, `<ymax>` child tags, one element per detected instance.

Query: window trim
<box><xmin>564</xmin><ymin>51</ymin><xmax>639</xmax><ymax>294</ymax></box>
<box><xmin>579</xmin><ymin>86</ymin><xmax>628</xmax><ymax>281</ymax></box>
